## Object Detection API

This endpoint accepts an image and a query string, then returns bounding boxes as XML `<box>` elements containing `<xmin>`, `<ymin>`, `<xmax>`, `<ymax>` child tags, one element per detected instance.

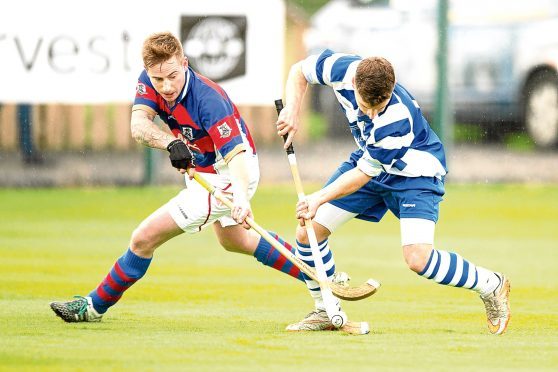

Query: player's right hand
<box><xmin>167</xmin><ymin>139</ymin><xmax>195</xmax><ymax>171</ymax></box>
<box><xmin>276</xmin><ymin>105</ymin><xmax>299</xmax><ymax>149</ymax></box>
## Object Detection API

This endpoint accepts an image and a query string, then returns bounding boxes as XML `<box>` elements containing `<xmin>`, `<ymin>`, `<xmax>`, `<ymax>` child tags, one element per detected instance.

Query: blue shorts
<box><xmin>326</xmin><ymin>153</ymin><xmax>445</xmax><ymax>223</ymax></box>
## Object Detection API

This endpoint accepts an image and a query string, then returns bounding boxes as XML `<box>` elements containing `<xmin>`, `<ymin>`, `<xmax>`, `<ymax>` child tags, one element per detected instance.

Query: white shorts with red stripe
<box><xmin>165</xmin><ymin>154</ymin><xmax>259</xmax><ymax>234</ymax></box>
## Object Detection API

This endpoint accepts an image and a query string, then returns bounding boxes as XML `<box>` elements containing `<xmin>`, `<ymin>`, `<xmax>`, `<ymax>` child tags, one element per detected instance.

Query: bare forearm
<box><xmin>276</xmin><ymin>62</ymin><xmax>310</xmax><ymax>146</ymax></box>
<box><xmin>315</xmin><ymin>168</ymin><xmax>371</xmax><ymax>205</ymax></box>
<box><xmin>130</xmin><ymin>112</ymin><xmax>175</xmax><ymax>150</ymax></box>
<box><xmin>227</xmin><ymin>152</ymin><xmax>250</xmax><ymax>199</ymax></box>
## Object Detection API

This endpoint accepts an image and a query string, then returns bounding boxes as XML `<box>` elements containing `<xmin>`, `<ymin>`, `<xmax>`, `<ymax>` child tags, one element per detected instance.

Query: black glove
<box><xmin>166</xmin><ymin>139</ymin><xmax>194</xmax><ymax>170</ymax></box>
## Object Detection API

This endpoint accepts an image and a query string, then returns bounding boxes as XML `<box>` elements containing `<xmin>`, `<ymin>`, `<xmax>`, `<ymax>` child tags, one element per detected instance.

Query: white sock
<box><xmin>474</xmin><ymin>267</ymin><xmax>501</xmax><ymax>296</ymax></box>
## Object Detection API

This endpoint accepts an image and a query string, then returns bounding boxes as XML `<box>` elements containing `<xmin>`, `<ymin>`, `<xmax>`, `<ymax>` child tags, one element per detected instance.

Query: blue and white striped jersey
<box><xmin>302</xmin><ymin>49</ymin><xmax>447</xmax><ymax>179</ymax></box>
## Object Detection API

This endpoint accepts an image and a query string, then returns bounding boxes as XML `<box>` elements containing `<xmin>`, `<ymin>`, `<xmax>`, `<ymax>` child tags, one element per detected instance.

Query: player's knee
<box><xmin>130</xmin><ymin>226</ymin><xmax>157</xmax><ymax>256</ymax></box>
<box><xmin>295</xmin><ymin>222</ymin><xmax>330</xmax><ymax>245</ymax></box>
<box><xmin>403</xmin><ymin>244</ymin><xmax>433</xmax><ymax>273</ymax></box>
<box><xmin>295</xmin><ymin>225</ymin><xmax>308</xmax><ymax>245</ymax></box>
<box><xmin>216</xmin><ymin>231</ymin><xmax>253</xmax><ymax>254</ymax></box>
<box><xmin>217</xmin><ymin>235</ymin><xmax>239</xmax><ymax>253</ymax></box>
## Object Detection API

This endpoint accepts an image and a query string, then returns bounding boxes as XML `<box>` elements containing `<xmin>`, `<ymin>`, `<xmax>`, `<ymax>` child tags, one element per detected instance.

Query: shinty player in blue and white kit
<box><xmin>50</xmin><ymin>32</ymin><xmax>310</xmax><ymax>323</ymax></box>
<box><xmin>277</xmin><ymin>49</ymin><xmax>511</xmax><ymax>335</ymax></box>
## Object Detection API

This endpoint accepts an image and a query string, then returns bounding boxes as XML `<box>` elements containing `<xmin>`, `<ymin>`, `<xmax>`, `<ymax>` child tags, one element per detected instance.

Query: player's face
<box><xmin>146</xmin><ymin>56</ymin><xmax>187</xmax><ymax>105</ymax></box>
<box><xmin>354</xmin><ymin>88</ymin><xmax>390</xmax><ymax>120</ymax></box>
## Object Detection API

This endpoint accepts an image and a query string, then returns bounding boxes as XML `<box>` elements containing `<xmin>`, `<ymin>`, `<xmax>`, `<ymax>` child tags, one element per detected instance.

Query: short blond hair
<box><xmin>355</xmin><ymin>57</ymin><xmax>395</xmax><ymax>106</ymax></box>
<box><xmin>142</xmin><ymin>32</ymin><xmax>184</xmax><ymax>69</ymax></box>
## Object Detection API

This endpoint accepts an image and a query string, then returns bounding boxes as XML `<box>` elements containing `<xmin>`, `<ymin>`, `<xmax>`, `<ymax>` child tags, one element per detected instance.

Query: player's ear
<box><xmin>183</xmin><ymin>56</ymin><xmax>188</xmax><ymax>70</ymax></box>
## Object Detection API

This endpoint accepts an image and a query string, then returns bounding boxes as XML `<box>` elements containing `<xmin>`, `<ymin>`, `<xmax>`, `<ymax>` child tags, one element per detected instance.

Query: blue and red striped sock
<box><xmin>88</xmin><ymin>248</ymin><xmax>152</xmax><ymax>314</ymax></box>
<box><xmin>254</xmin><ymin>232</ymin><xmax>304</xmax><ymax>282</ymax></box>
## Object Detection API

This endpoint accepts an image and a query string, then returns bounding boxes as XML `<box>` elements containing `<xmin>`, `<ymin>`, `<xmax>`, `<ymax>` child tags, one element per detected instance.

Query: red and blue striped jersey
<box><xmin>133</xmin><ymin>67</ymin><xmax>256</xmax><ymax>173</ymax></box>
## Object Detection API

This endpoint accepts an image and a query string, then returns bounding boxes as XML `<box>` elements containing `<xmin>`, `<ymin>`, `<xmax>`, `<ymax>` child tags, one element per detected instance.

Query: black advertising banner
<box><xmin>181</xmin><ymin>16</ymin><xmax>247</xmax><ymax>82</ymax></box>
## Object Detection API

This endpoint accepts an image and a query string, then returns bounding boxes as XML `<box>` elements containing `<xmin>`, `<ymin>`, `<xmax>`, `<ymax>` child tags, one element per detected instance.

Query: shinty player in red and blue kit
<box><xmin>49</xmin><ymin>32</ymin><xmax>311</xmax><ymax>323</ymax></box>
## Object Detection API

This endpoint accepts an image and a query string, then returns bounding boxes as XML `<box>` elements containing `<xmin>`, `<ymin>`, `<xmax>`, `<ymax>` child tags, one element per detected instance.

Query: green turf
<box><xmin>1</xmin><ymin>184</ymin><xmax>557</xmax><ymax>371</ymax></box>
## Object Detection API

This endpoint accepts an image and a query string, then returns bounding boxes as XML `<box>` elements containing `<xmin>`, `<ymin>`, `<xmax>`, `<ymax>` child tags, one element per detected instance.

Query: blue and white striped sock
<box><xmin>418</xmin><ymin>249</ymin><xmax>499</xmax><ymax>296</ymax></box>
<box><xmin>296</xmin><ymin>239</ymin><xmax>338</xmax><ymax>310</ymax></box>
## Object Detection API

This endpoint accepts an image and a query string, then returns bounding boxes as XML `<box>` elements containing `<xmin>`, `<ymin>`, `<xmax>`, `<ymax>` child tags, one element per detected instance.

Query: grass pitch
<box><xmin>0</xmin><ymin>184</ymin><xmax>557</xmax><ymax>371</ymax></box>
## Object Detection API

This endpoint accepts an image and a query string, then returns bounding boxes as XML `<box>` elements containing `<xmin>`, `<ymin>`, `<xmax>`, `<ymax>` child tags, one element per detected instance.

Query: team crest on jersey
<box><xmin>136</xmin><ymin>83</ymin><xmax>147</xmax><ymax>95</ymax></box>
<box><xmin>217</xmin><ymin>123</ymin><xmax>232</xmax><ymax>138</ymax></box>
<box><xmin>181</xmin><ymin>127</ymin><xmax>194</xmax><ymax>141</ymax></box>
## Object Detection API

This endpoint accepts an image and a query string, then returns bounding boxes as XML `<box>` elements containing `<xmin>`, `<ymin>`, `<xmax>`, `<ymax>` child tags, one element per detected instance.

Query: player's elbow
<box><xmin>290</xmin><ymin>61</ymin><xmax>302</xmax><ymax>74</ymax></box>
<box><xmin>289</xmin><ymin>61</ymin><xmax>305</xmax><ymax>81</ymax></box>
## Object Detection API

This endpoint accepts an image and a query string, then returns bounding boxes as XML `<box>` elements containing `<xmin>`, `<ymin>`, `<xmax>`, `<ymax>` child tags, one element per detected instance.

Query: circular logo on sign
<box><xmin>183</xmin><ymin>17</ymin><xmax>244</xmax><ymax>81</ymax></box>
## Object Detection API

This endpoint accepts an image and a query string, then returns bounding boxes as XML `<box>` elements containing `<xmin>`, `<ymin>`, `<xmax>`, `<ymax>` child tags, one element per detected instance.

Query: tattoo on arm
<box><xmin>131</xmin><ymin>110</ymin><xmax>175</xmax><ymax>150</ymax></box>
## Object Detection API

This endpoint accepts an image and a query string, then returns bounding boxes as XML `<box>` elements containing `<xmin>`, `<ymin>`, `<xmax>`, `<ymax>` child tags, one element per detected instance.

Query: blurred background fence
<box><xmin>0</xmin><ymin>104</ymin><xmax>134</xmax><ymax>151</ymax></box>
<box><xmin>0</xmin><ymin>103</ymin><xmax>294</xmax><ymax>151</ymax></box>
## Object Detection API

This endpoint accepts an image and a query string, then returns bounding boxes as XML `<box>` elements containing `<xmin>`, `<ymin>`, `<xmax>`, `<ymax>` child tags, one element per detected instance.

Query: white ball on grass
<box><xmin>331</xmin><ymin>311</ymin><xmax>347</xmax><ymax>328</ymax></box>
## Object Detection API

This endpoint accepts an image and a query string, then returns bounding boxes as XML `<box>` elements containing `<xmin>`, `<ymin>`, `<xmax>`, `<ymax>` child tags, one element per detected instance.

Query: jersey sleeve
<box><xmin>132</xmin><ymin>71</ymin><xmax>158</xmax><ymax>117</ymax></box>
<box><xmin>301</xmin><ymin>49</ymin><xmax>361</xmax><ymax>87</ymax></box>
<box><xmin>198</xmin><ymin>91</ymin><xmax>246</xmax><ymax>163</ymax></box>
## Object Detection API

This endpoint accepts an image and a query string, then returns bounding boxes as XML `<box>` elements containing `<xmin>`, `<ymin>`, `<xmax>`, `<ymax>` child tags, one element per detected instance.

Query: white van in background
<box><xmin>305</xmin><ymin>0</ymin><xmax>558</xmax><ymax>148</ymax></box>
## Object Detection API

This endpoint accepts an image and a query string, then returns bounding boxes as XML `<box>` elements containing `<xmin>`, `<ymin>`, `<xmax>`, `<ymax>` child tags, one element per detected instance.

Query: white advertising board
<box><xmin>0</xmin><ymin>0</ymin><xmax>285</xmax><ymax>104</ymax></box>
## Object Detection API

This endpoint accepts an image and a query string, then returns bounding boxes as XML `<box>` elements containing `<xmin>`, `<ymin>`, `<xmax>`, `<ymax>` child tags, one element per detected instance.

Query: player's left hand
<box><xmin>296</xmin><ymin>194</ymin><xmax>320</xmax><ymax>222</ymax></box>
<box><xmin>232</xmin><ymin>194</ymin><xmax>252</xmax><ymax>229</ymax></box>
